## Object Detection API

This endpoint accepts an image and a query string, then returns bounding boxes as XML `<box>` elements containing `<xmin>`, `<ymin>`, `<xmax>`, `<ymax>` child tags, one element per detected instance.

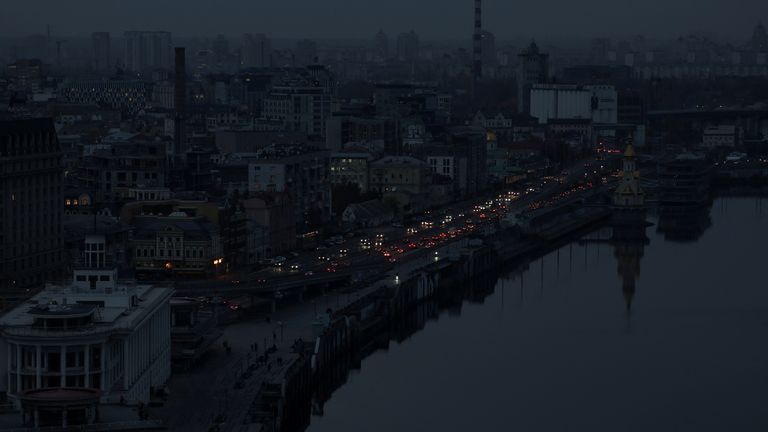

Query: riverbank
<box><xmin>225</xmin><ymin>201</ymin><xmax>613</xmax><ymax>431</ymax></box>
<box><xmin>306</xmin><ymin>197</ymin><xmax>768</xmax><ymax>432</ymax></box>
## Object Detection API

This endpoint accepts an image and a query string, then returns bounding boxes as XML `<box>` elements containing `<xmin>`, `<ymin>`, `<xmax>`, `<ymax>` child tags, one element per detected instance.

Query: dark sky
<box><xmin>2</xmin><ymin>0</ymin><xmax>766</xmax><ymax>41</ymax></box>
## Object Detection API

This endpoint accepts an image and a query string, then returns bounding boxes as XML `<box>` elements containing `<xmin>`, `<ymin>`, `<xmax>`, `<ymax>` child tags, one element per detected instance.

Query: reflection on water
<box><xmin>656</xmin><ymin>202</ymin><xmax>713</xmax><ymax>242</ymax></box>
<box><xmin>611</xmin><ymin>217</ymin><xmax>650</xmax><ymax>314</ymax></box>
<box><xmin>308</xmin><ymin>198</ymin><xmax>768</xmax><ymax>432</ymax></box>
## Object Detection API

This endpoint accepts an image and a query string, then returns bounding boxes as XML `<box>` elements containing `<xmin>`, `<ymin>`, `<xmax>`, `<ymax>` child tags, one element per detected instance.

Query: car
<box><xmin>326</xmin><ymin>266</ymin><xmax>337</xmax><ymax>273</ymax></box>
<box><xmin>290</xmin><ymin>264</ymin><xmax>301</xmax><ymax>271</ymax></box>
<box><xmin>211</xmin><ymin>296</ymin><xmax>226</xmax><ymax>305</ymax></box>
<box><xmin>304</xmin><ymin>270</ymin><xmax>314</xmax><ymax>276</ymax></box>
<box><xmin>256</xmin><ymin>278</ymin><xmax>267</xmax><ymax>284</ymax></box>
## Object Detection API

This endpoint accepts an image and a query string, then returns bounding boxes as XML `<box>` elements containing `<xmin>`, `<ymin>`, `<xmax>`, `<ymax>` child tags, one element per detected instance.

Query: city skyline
<box><xmin>1</xmin><ymin>0</ymin><xmax>767</xmax><ymax>41</ymax></box>
<box><xmin>1</xmin><ymin>1</ymin><xmax>768</xmax><ymax>430</ymax></box>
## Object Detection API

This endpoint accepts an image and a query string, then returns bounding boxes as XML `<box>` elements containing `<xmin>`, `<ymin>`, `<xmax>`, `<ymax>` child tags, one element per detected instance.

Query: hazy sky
<box><xmin>1</xmin><ymin>0</ymin><xmax>766</xmax><ymax>41</ymax></box>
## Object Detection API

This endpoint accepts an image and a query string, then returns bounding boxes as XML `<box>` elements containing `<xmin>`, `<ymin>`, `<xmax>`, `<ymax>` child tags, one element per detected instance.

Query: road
<box><xmin>174</xmin><ymin>156</ymin><xmax>619</xmax><ymax>301</ymax></box>
<box><xmin>153</xmin><ymin>155</ymin><xmax>622</xmax><ymax>430</ymax></box>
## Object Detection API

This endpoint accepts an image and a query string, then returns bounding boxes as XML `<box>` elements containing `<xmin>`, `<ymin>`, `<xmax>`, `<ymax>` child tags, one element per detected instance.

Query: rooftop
<box><xmin>0</xmin><ymin>280</ymin><xmax>173</xmax><ymax>337</ymax></box>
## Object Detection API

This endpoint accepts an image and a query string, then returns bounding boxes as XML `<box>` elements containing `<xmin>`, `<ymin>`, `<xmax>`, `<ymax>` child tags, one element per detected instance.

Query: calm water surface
<box><xmin>308</xmin><ymin>198</ymin><xmax>768</xmax><ymax>432</ymax></box>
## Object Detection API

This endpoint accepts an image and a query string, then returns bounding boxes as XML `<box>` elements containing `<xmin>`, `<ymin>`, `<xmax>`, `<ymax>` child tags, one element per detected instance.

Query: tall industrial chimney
<box><xmin>473</xmin><ymin>0</ymin><xmax>482</xmax><ymax>81</ymax></box>
<box><xmin>174</xmin><ymin>47</ymin><xmax>186</xmax><ymax>160</ymax></box>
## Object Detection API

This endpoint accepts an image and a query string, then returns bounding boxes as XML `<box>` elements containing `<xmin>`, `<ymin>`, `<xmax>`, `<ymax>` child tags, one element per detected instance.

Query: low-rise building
<box><xmin>325</xmin><ymin>114</ymin><xmax>397</xmax><ymax>152</ymax></box>
<box><xmin>702</xmin><ymin>125</ymin><xmax>739</xmax><ymax>149</ymax></box>
<box><xmin>369</xmin><ymin>156</ymin><xmax>431</xmax><ymax>195</ymax></box>
<box><xmin>58</xmin><ymin>79</ymin><xmax>148</xmax><ymax>115</ymax></box>
<box><xmin>246</xmin><ymin>147</ymin><xmax>331</xmax><ymax>230</ymax></box>
<box><xmin>329</xmin><ymin>152</ymin><xmax>372</xmax><ymax>192</ymax></box>
<box><xmin>342</xmin><ymin>200</ymin><xmax>394</xmax><ymax>228</ymax></box>
<box><xmin>529</xmin><ymin>84</ymin><xmax>617</xmax><ymax>126</ymax></box>
<box><xmin>77</xmin><ymin>140</ymin><xmax>168</xmax><ymax>201</ymax></box>
<box><xmin>0</xmin><ymin>234</ymin><xmax>173</xmax><ymax>409</ymax></box>
<box><xmin>130</xmin><ymin>216</ymin><xmax>222</xmax><ymax>277</ymax></box>
<box><xmin>423</xmin><ymin>127</ymin><xmax>488</xmax><ymax>197</ymax></box>
<box><xmin>242</xmin><ymin>194</ymin><xmax>295</xmax><ymax>255</ymax></box>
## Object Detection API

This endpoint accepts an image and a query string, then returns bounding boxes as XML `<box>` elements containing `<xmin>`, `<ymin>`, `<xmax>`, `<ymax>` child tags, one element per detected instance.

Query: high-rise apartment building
<box><xmin>0</xmin><ymin>119</ymin><xmax>64</xmax><ymax>291</ymax></box>
<box><xmin>374</xmin><ymin>30</ymin><xmax>389</xmax><ymax>61</ymax></box>
<box><xmin>241</xmin><ymin>34</ymin><xmax>271</xmax><ymax>68</ymax></box>
<box><xmin>396</xmin><ymin>31</ymin><xmax>420</xmax><ymax>62</ymax></box>
<box><xmin>91</xmin><ymin>32</ymin><xmax>111</xmax><ymax>72</ymax></box>
<box><xmin>517</xmin><ymin>41</ymin><xmax>549</xmax><ymax>114</ymax></box>
<box><xmin>294</xmin><ymin>39</ymin><xmax>318</xmax><ymax>67</ymax></box>
<box><xmin>123</xmin><ymin>31</ymin><xmax>173</xmax><ymax>73</ymax></box>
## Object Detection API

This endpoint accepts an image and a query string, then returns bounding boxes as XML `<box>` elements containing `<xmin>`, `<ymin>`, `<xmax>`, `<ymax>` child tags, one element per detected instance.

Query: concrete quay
<box><xmin>223</xmin><ymin>201</ymin><xmax>614</xmax><ymax>432</ymax></box>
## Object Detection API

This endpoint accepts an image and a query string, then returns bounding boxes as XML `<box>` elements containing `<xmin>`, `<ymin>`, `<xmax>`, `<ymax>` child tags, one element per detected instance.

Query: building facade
<box><xmin>0</xmin><ymin>235</ymin><xmax>173</xmax><ymax>406</ymax></box>
<box><xmin>130</xmin><ymin>217</ymin><xmax>222</xmax><ymax>276</ymax></box>
<box><xmin>58</xmin><ymin>79</ymin><xmax>147</xmax><ymax>115</ymax></box>
<box><xmin>329</xmin><ymin>152</ymin><xmax>372</xmax><ymax>192</ymax></box>
<box><xmin>0</xmin><ymin>119</ymin><xmax>64</xmax><ymax>291</ymax></box>
<box><xmin>247</xmin><ymin>149</ymin><xmax>331</xmax><ymax>229</ymax></box>
<box><xmin>262</xmin><ymin>69</ymin><xmax>334</xmax><ymax>138</ymax></box>
<box><xmin>91</xmin><ymin>32</ymin><xmax>111</xmax><ymax>73</ymax></box>
<box><xmin>124</xmin><ymin>31</ymin><xmax>173</xmax><ymax>73</ymax></box>
<box><xmin>241</xmin><ymin>34</ymin><xmax>271</xmax><ymax>69</ymax></box>
<box><xmin>529</xmin><ymin>84</ymin><xmax>617</xmax><ymax>126</ymax></box>
<box><xmin>369</xmin><ymin>156</ymin><xmax>430</xmax><ymax>195</ymax></box>
<box><xmin>517</xmin><ymin>41</ymin><xmax>549</xmax><ymax>115</ymax></box>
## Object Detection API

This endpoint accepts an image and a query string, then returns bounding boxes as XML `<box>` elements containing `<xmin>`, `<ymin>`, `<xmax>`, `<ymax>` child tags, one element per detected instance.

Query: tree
<box><xmin>332</xmin><ymin>183</ymin><xmax>362</xmax><ymax>217</ymax></box>
<box><xmin>382</xmin><ymin>195</ymin><xmax>402</xmax><ymax>216</ymax></box>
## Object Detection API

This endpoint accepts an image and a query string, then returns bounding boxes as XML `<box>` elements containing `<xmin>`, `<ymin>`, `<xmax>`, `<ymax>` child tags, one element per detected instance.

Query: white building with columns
<box><xmin>0</xmin><ymin>234</ymin><xmax>173</xmax><ymax>407</ymax></box>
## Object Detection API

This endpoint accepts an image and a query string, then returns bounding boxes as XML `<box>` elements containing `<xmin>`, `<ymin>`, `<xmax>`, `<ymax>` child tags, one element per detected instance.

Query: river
<box><xmin>307</xmin><ymin>197</ymin><xmax>768</xmax><ymax>432</ymax></box>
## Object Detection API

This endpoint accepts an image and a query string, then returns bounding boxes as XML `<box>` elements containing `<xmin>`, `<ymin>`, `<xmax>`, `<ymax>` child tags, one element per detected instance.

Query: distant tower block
<box><xmin>473</xmin><ymin>0</ymin><xmax>482</xmax><ymax>80</ymax></box>
<box><xmin>174</xmin><ymin>47</ymin><xmax>186</xmax><ymax>159</ymax></box>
